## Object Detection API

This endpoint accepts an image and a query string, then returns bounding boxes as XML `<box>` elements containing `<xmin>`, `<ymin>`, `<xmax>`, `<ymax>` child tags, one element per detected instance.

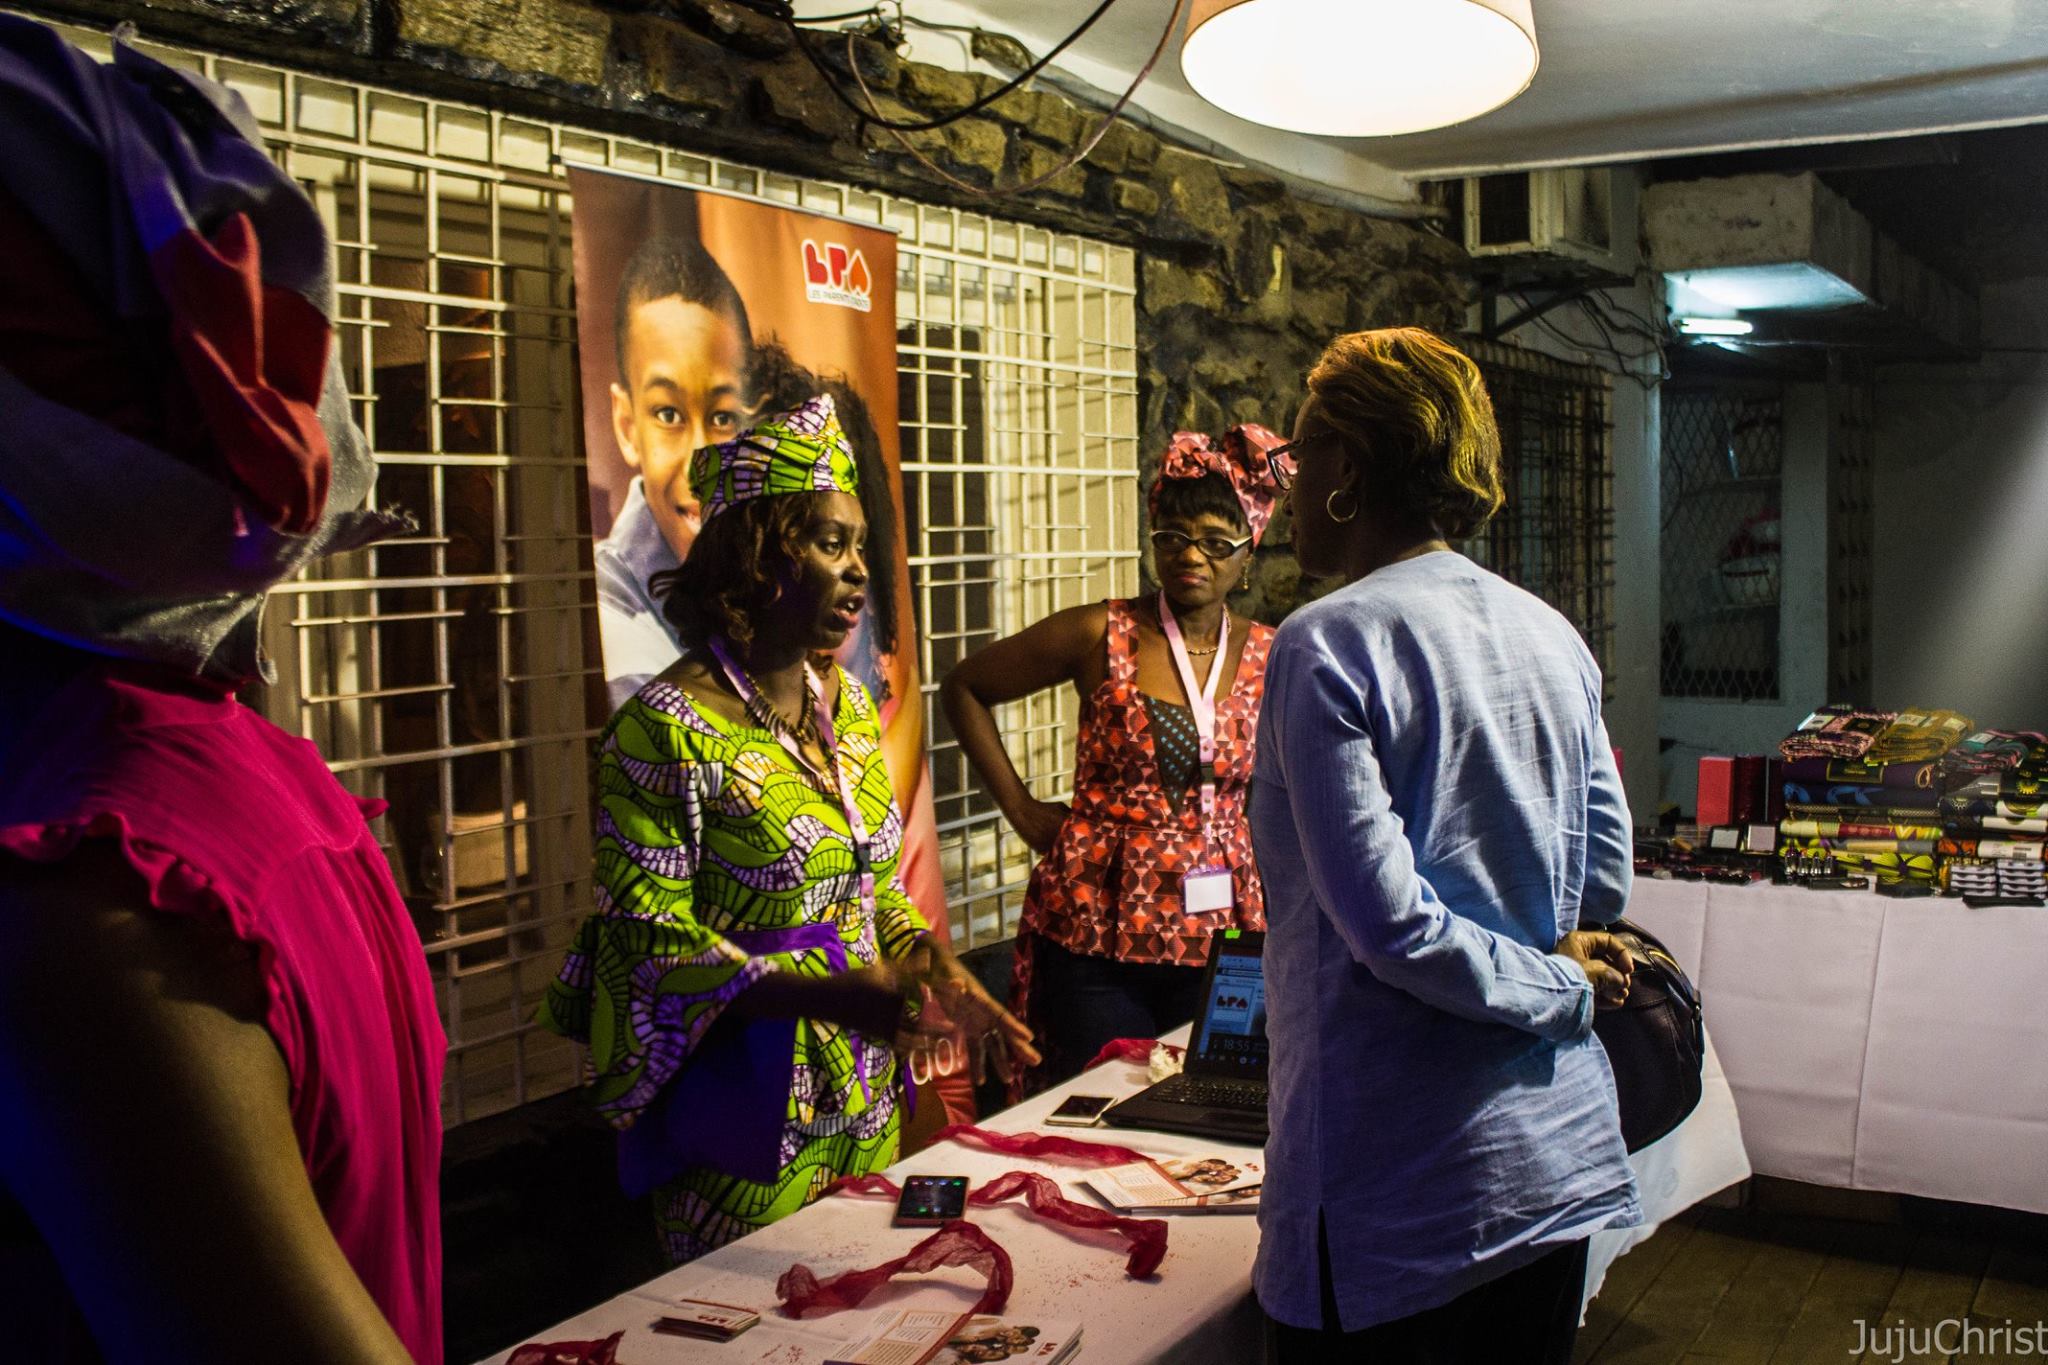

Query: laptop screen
<box><xmin>1191</xmin><ymin>932</ymin><xmax>1268</xmax><ymax>1079</ymax></box>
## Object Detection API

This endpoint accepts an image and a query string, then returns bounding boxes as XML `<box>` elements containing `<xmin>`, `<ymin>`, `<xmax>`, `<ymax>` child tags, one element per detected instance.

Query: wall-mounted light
<box><xmin>1676</xmin><ymin>317</ymin><xmax>1755</xmax><ymax>337</ymax></box>
<box><xmin>1181</xmin><ymin>0</ymin><xmax>1539</xmax><ymax>137</ymax></box>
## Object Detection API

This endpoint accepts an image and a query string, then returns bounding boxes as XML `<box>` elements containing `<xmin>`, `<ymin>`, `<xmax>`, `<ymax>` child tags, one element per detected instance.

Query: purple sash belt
<box><xmin>618</xmin><ymin>922</ymin><xmax>906</xmax><ymax>1195</ymax></box>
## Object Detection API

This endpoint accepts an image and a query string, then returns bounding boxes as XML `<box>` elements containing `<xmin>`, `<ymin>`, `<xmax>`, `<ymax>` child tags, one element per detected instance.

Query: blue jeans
<box><xmin>1034</xmin><ymin>941</ymin><xmax>1208</xmax><ymax>1086</ymax></box>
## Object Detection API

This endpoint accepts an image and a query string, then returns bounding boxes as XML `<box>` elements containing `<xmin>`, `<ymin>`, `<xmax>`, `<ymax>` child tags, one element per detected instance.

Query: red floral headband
<box><xmin>1148</xmin><ymin>424</ymin><xmax>1286</xmax><ymax>545</ymax></box>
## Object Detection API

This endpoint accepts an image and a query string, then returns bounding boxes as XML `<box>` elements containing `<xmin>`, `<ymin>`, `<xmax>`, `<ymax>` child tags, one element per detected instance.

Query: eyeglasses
<box><xmin>1150</xmin><ymin>528</ymin><xmax>1254</xmax><ymax>561</ymax></box>
<box><xmin>1261</xmin><ymin>430</ymin><xmax>1334</xmax><ymax>492</ymax></box>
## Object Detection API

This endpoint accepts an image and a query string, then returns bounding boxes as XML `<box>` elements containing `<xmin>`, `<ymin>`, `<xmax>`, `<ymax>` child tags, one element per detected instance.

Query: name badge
<box><xmin>1183</xmin><ymin>865</ymin><xmax>1234</xmax><ymax>918</ymax></box>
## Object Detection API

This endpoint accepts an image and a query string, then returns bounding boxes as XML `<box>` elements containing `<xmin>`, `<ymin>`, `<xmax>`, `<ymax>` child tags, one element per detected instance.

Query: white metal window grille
<box><xmin>47</xmin><ymin>20</ymin><xmax>1138</xmax><ymax>1124</ymax></box>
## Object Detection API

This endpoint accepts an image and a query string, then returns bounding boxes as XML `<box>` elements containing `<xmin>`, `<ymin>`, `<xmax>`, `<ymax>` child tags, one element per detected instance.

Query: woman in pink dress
<box><xmin>0</xmin><ymin>20</ymin><xmax>443</xmax><ymax>1362</ymax></box>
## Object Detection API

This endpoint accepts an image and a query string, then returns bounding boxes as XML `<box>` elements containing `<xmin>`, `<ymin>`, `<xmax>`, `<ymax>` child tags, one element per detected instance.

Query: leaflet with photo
<box><xmin>1079</xmin><ymin>1154</ymin><xmax>1264</xmax><ymax>1213</ymax></box>
<box><xmin>827</xmin><ymin>1308</ymin><xmax>1082</xmax><ymax>1365</ymax></box>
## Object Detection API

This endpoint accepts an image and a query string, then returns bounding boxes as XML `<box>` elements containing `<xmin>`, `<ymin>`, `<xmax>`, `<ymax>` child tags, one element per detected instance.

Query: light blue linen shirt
<box><xmin>1250</xmin><ymin>550</ymin><xmax>1640</xmax><ymax>1331</ymax></box>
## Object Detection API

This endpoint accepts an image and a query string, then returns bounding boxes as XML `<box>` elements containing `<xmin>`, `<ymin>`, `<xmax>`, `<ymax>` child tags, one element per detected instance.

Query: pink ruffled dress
<box><xmin>0</xmin><ymin>664</ymin><xmax>446</xmax><ymax>1363</ymax></box>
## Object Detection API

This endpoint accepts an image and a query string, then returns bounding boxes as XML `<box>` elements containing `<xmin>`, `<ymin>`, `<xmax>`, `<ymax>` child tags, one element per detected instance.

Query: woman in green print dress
<box><xmin>543</xmin><ymin>395</ymin><xmax>1037</xmax><ymax>1262</ymax></box>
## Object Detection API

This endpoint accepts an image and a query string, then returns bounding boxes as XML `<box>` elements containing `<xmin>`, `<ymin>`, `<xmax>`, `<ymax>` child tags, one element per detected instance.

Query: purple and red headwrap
<box><xmin>0</xmin><ymin>17</ymin><xmax>409</xmax><ymax>685</ymax></box>
<box><xmin>1148</xmin><ymin>424</ymin><xmax>1287</xmax><ymax>546</ymax></box>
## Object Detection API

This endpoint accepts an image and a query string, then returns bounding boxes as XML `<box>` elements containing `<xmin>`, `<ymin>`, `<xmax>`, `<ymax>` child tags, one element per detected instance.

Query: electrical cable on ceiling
<box><xmin>846</xmin><ymin>0</ymin><xmax>1188</xmax><ymax>199</ymax></box>
<box><xmin>760</xmin><ymin>0</ymin><xmax>1126</xmax><ymax>133</ymax></box>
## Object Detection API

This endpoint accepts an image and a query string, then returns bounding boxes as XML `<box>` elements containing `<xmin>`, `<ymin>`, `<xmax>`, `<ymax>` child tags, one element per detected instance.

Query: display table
<box><xmin>480</xmin><ymin>1023</ymin><xmax>1746</xmax><ymax>1363</ymax></box>
<box><xmin>1626</xmin><ymin>877</ymin><xmax>2048</xmax><ymax>1214</ymax></box>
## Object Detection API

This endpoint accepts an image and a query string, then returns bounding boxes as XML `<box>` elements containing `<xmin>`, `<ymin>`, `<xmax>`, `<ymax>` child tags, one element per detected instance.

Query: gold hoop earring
<box><xmin>1326</xmin><ymin>487</ymin><xmax>1360</xmax><ymax>525</ymax></box>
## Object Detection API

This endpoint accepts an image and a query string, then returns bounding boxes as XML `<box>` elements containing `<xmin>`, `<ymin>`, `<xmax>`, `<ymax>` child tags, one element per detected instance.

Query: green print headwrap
<box><xmin>689</xmin><ymin>393</ymin><xmax>862</xmax><ymax>524</ymax></box>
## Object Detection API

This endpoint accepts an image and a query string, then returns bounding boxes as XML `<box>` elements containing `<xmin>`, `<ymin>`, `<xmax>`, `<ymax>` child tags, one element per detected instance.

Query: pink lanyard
<box><xmin>1157</xmin><ymin>592</ymin><xmax>1229</xmax><ymax>857</ymax></box>
<box><xmin>707</xmin><ymin>638</ymin><xmax>878</xmax><ymax>920</ymax></box>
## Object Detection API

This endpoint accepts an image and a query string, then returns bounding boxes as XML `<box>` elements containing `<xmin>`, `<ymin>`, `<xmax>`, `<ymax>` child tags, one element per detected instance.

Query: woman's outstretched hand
<box><xmin>901</xmin><ymin>938</ymin><xmax>1042</xmax><ymax>1083</ymax></box>
<box><xmin>1555</xmin><ymin>930</ymin><xmax>1634</xmax><ymax>1009</ymax></box>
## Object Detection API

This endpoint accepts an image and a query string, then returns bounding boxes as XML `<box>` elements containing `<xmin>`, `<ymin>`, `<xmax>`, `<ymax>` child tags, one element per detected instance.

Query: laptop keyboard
<box><xmin>1151</xmin><ymin>1075</ymin><xmax>1265</xmax><ymax>1111</ymax></box>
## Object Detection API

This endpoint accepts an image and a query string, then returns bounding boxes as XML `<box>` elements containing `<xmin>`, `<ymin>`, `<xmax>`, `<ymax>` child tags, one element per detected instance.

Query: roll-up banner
<box><xmin>569</xmin><ymin>166</ymin><xmax>966</xmax><ymax>1121</ymax></box>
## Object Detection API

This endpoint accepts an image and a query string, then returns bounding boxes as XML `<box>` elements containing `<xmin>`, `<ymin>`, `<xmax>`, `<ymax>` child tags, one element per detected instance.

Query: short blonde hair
<box><xmin>1305</xmin><ymin>328</ymin><xmax>1505</xmax><ymax>540</ymax></box>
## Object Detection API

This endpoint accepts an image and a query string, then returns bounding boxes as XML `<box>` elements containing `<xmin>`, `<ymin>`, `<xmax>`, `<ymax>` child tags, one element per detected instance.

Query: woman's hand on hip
<box><xmin>1009</xmin><ymin>798</ymin><xmax>1071</xmax><ymax>855</ymax></box>
<box><xmin>1555</xmin><ymin>930</ymin><xmax>1634</xmax><ymax>1009</ymax></box>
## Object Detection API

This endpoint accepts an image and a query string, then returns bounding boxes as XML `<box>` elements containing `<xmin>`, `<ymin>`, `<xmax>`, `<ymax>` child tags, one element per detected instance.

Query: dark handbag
<box><xmin>1588</xmin><ymin>917</ymin><xmax>1704</xmax><ymax>1152</ymax></box>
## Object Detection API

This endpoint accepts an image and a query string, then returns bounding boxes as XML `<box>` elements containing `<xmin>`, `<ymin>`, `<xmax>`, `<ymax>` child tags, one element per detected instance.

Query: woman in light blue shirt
<box><xmin>1251</xmin><ymin>328</ymin><xmax>1640</xmax><ymax>1363</ymax></box>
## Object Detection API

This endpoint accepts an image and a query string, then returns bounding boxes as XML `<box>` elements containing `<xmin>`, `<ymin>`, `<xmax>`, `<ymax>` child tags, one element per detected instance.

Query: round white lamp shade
<box><xmin>1180</xmin><ymin>0</ymin><xmax>1539</xmax><ymax>137</ymax></box>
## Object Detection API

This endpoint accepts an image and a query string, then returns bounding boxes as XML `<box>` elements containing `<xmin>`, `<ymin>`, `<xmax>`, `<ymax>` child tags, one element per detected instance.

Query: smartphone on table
<box><xmin>1044</xmin><ymin>1094</ymin><xmax>1116</xmax><ymax>1127</ymax></box>
<box><xmin>894</xmin><ymin>1175</ymin><xmax>970</xmax><ymax>1227</ymax></box>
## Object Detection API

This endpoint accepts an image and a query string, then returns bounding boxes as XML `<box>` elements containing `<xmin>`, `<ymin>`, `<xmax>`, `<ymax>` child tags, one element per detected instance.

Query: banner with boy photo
<box><xmin>568</xmin><ymin>166</ymin><xmax>970</xmax><ymax>1123</ymax></box>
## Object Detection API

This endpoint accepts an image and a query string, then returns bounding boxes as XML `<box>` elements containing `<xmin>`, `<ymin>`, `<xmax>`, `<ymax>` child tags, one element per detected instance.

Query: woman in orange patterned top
<box><xmin>941</xmin><ymin>428</ymin><xmax>1285</xmax><ymax>1085</ymax></box>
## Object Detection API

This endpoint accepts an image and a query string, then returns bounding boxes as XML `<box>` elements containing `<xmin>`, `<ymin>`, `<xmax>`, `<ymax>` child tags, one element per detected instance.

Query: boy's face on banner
<box><xmin>609</xmin><ymin>296</ymin><xmax>747</xmax><ymax>559</ymax></box>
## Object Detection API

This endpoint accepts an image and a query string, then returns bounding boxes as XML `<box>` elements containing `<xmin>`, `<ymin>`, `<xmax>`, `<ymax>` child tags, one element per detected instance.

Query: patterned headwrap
<box><xmin>0</xmin><ymin>18</ymin><xmax>410</xmax><ymax>686</ymax></box>
<box><xmin>688</xmin><ymin>393</ymin><xmax>862</xmax><ymax>525</ymax></box>
<box><xmin>1149</xmin><ymin>424</ymin><xmax>1286</xmax><ymax>546</ymax></box>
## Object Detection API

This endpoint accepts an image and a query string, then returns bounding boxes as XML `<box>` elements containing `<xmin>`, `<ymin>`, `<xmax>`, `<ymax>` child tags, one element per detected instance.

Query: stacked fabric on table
<box><xmin>1935</xmin><ymin>729</ymin><xmax>2048</xmax><ymax>897</ymax></box>
<box><xmin>1776</xmin><ymin>708</ymin><xmax>1972</xmax><ymax>884</ymax></box>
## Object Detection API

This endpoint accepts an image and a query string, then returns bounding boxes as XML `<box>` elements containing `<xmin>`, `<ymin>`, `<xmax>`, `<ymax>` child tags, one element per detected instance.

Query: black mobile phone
<box><xmin>1044</xmin><ymin>1094</ymin><xmax>1116</xmax><ymax>1127</ymax></box>
<box><xmin>894</xmin><ymin>1175</ymin><xmax>970</xmax><ymax>1227</ymax></box>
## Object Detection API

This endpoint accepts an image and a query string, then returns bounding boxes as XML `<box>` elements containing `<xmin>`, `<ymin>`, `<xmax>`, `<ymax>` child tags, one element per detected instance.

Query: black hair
<box><xmin>743</xmin><ymin>339</ymin><xmax>901</xmax><ymax>657</ymax></box>
<box><xmin>1152</xmin><ymin>471</ymin><xmax>1248</xmax><ymax>536</ymax></box>
<box><xmin>654</xmin><ymin>493</ymin><xmax>823</xmax><ymax>653</ymax></box>
<box><xmin>612</xmin><ymin>235</ymin><xmax>752</xmax><ymax>381</ymax></box>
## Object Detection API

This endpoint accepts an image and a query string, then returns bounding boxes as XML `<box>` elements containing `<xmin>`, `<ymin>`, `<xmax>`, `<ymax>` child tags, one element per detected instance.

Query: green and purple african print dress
<box><xmin>540</xmin><ymin>668</ymin><xmax>927</xmax><ymax>1262</ymax></box>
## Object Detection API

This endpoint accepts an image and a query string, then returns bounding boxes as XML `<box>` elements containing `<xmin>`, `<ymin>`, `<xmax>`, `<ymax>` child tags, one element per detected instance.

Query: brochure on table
<box><xmin>1080</xmin><ymin>1155</ymin><xmax>1264</xmax><ymax>1214</ymax></box>
<box><xmin>830</xmin><ymin>1307</ymin><xmax>1081</xmax><ymax>1364</ymax></box>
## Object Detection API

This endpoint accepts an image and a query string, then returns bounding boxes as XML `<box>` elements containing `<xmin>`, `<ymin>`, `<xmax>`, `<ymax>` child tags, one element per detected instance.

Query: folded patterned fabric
<box><xmin>1972</xmin><ymin>815</ymin><xmax>2048</xmax><ymax>835</ymax></box>
<box><xmin>1779</xmin><ymin>819</ymin><xmax>1941</xmax><ymax>840</ymax></box>
<box><xmin>1778</xmin><ymin>754</ymin><xmax>1939</xmax><ymax>792</ymax></box>
<box><xmin>1778</xmin><ymin>839</ymin><xmax>1939</xmax><ymax>884</ymax></box>
<box><xmin>1778</xmin><ymin>836</ymin><xmax>1936</xmax><ymax>856</ymax></box>
<box><xmin>1936</xmin><ymin>730</ymin><xmax>2048</xmax><ymax>784</ymax></box>
<box><xmin>1942</xmin><ymin>772</ymin><xmax>2048</xmax><ymax>813</ymax></box>
<box><xmin>1941</xmin><ymin>793</ymin><xmax>2048</xmax><ymax>821</ymax></box>
<box><xmin>1862</xmin><ymin>709</ymin><xmax>1974</xmax><ymax>766</ymax></box>
<box><xmin>1784</xmin><ymin>781</ymin><xmax>1941</xmax><ymax>812</ymax></box>
<box><xmin>1789</xmin><ymin>803</ymin><xmax>1951</xmax><ymax>825</ymax></box>
<box><xmin>1937</xmin><ymin>838</ymin><xmax>2046</xmax><ymax>861</ymax></box>
<box><xmin>1780</xmin><ymin>706</ymin><xmax>1897</xmax><ymax>761</ymax></box>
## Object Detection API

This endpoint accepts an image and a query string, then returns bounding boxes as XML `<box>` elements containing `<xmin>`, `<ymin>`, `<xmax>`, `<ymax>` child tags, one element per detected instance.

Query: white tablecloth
<box><xmin>1626</xmin><ymin>877</ymin><xmax>2048</xmax><ymax>1214</ymax></box>
<box><xmin>482</xmin><ymin>1021</ymin><xmax>1747</xmax><ymax>1363</ymax></box>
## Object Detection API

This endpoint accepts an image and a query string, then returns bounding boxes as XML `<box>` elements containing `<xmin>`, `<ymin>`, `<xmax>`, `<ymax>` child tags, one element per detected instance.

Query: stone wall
<box><xmin>36</xmin><ymin>0</ymin><xmax>1474</xmax><ymax>614</ymax></box>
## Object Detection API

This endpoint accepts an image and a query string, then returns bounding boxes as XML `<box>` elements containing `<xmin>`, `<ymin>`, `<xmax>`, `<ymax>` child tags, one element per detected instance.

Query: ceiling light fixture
<box><xmin>1180</xmin><ymin>0</ymin><xmax>1539</xmax><ymax>137</ymax></box>
<box><xmin>1676</xmin><ymin>317</ymin><xmax>1755</xmax><ymax>337</ymax></box>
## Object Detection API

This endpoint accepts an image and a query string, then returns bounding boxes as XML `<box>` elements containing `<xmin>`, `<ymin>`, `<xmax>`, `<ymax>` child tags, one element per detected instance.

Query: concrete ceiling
<box><xmin>846</xmin><ymin>0</ymin><xmax>2048</xmax><ymax>199</ymax></box>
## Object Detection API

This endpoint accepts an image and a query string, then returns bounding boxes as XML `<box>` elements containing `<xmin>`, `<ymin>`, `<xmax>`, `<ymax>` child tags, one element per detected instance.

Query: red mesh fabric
<box><xmin>927</xmin><ymin>1123</ymin><xmax>1155</xmax><ymax>1166</ymax></box>
<box><xmin>972</xmin><ymin>1171</ymin><xmax>1167</xmax><ymax>1278</ymax></box>
<box><xmin>778</xmin><ymin>1220</ymin><xmax>1013</xmax><ymax>1318</ymax></box>
<box><xmin>506</xmin><ymin>1332</ymin><xmax>624</xmax><ymax>1365</ymax></box>
<box><xmin>1083</xmin><ymin>1037</ymin><xmax>1183</xmax><ymax>1071</ymax></box>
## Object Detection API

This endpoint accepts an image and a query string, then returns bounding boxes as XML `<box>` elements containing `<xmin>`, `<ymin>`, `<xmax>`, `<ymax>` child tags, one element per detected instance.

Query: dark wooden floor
<box><xmin>1576</xmin><ymin>1189</ymin><xmax>2048</xmax><ymax>1365</ymax></box>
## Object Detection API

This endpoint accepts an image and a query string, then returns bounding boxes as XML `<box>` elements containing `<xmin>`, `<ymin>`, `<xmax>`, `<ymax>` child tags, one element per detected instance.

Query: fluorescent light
<box><xmin>1667</xmin><ymin>264</ymin><xmax>1867</xmax><ymax>313</ymax></box>
<box><xmin>1181</xmin><ymin>0</ymin><xmax>1539</xmax><ymax>137</ymax></box>
<box><xmin>1676</xmin><ymin>317</ymin><xmax>1755</xmax><ymax>337</ymax></box>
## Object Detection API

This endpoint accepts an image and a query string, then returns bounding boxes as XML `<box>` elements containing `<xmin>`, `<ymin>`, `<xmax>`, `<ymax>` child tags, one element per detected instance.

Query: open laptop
<box><xmin>1101</xmin><ymin>929</ymin><xmax>1268</xmax><ymax>1143</ymax></box>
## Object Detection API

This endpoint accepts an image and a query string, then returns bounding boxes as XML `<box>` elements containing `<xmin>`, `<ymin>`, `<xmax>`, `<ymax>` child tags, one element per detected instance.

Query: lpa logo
<box><xmin>802</xmin><ymin>239</ymin><xmax>873</xmax><ymax>312</ymax></box>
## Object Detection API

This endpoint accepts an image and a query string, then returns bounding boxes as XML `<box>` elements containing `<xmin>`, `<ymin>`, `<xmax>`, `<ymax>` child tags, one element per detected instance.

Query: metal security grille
<box><xmin>59</xmin><ymin>22</ymin><xmax>1137</xmax><ymax>1124</ymax></box>
<box><xmin>895</xmin><ymin>216</ymin><xmax>1141</xmax><ymax>952</ymax></box>
<box><xmin>1661</xmin><ymin>387</ymin><xmax>1784</xmax><ymax>702</ymax></box>
<box><xmin>1462</xmin><ymin>339</ymin><xmax>1616</xmax><ymax>684</ymax></box>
